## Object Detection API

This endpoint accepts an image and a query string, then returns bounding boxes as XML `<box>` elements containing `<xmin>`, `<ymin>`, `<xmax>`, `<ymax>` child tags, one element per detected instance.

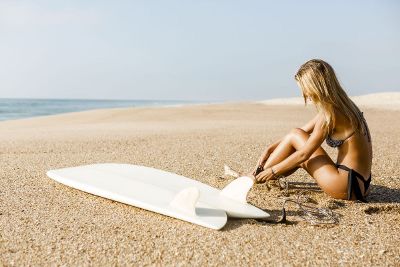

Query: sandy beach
<box><xmin>259</xmin><ymin>92</ymin><xmax>400</xmax><ymax>111</ymax></box>
<box><xmin>1</xmin><ymin>95</ymin><xmax>399</xmax><ymax>266</ymax></box>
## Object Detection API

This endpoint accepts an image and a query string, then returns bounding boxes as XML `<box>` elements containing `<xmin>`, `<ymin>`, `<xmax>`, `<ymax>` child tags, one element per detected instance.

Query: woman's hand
<box><xmin>255</xmin><ymin>168</ymin><xmax>276</xmax><ymax>183</ymax></box>
<box><xmin>251</xmin><ymin>164</ymin><xmax>263</xmax><ymax>176</ymax></box>
<box><xmin>252</xmin><ymin>153</ymin><xmax>269</xmax><ymax>176</ymax></box>
<box><xmin>256</xmin><ymin>150</ymin><xmax>271</xmax><ymax>168</ymax></box>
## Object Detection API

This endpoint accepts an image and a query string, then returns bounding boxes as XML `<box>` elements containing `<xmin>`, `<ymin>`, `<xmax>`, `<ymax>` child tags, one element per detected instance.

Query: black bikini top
<box><xmin>325</xmin><ymin>111</ymin><xmax>370</xmax><ymax>148</ymax></box>
<box><xmin>326</xmin><ymin>131</ymin><xmax>355</xmax><ymax>148</ymax></box>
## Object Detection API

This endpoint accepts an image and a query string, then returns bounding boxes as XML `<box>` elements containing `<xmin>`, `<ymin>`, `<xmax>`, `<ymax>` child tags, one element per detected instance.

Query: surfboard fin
<box><xmin>220</xmin><ymin>176</ymin><xmax>254</xmax><ymax>203</ymax></box>
<box><xmin>169</xmin><ymin>187</ymin><xmax>200</xmax><ymax>216</ymax></box>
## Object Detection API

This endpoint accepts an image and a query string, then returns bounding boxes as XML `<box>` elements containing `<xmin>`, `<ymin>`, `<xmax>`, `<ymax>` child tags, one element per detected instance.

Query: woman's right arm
<box><xmin>252</xmin><ymin>138</ymin><xmax>282</xmax><ymax>176</ymax></box>
<box><xmin>255</xmin><ymin>137</ymin><xmax>283</xmax><ymax>168</ymax></box>
<box><xmin>253</xmin><ymin>114</ymin><xmax>318</xmax><ymax>173</ymax></box>
<box><xmin>300</xmin><ymin>114</ymin><xmax>319</xmax><ymax>134</ymax></box>
<box><xmin>257</xmin><ymin>113</ymin><xmax>317</xmax><ymax>167</ymax></box>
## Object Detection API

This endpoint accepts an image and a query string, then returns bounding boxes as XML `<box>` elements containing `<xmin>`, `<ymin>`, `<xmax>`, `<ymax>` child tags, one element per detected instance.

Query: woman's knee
<box><xmin>290</xmin><ymin>127</ymin><xmax>307</xmax><ymax>137</ymax></box>
<box><xmin>282</xmin><ymin>128</ymin><xmax>303</xmax><ymax>142</ymax></box>
<box><xmin>288</xmin><ymin>128</ymin><xmax>309</xmax><ymax>149</ymax></box>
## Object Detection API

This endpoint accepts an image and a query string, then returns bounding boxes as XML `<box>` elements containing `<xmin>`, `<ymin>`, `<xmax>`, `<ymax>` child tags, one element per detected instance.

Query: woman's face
<box><xmin>296</xmin><ymin>79</ymin><xmax>314</xmax><ymax>103</ymax></box>
<box><xmin>301</xmin><ymin>88</ymin><xmax>313</xmax><ymax>103</ymax></box>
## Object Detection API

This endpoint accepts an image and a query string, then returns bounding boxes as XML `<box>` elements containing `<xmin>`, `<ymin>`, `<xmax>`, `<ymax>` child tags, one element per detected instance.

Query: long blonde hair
<box><xmin>295</xmin><ymin>59</ymin><xmax>366</xmax><ymax>136</ymax></box>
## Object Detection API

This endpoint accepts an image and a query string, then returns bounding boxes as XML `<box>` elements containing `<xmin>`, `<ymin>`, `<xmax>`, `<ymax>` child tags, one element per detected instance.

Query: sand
<box><xmin>1</xmin><ymin>99</ymin><xmax>399</xmax><ymax>266</ymax></box>
<box><xmin>259</xmin><ymin>91</ymin><xmax>400</xmax><ymax>111</ymax></box>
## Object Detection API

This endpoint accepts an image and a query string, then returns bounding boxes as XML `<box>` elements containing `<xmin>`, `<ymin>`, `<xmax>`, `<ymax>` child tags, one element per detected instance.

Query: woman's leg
<box><xmin>262</xmin><ymin>128</ymin><xmax>303</xmax><ymax>176</ymax></box>
<box><xmin>262</xmin><ymin>128</ymin><xmax>349</xmax><ymax>199</ymax></box>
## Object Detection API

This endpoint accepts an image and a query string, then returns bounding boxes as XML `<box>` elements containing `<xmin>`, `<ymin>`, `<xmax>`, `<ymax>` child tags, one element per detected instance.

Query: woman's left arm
<box><xmin>256</xmin><ymin>114</ymin><xmax>328</xmax><ymax>182</ymax></box>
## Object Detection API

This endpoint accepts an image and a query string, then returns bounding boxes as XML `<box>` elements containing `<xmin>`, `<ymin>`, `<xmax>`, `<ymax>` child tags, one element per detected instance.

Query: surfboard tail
<box><xmin>220</xmin><ymin>176</ymin><xmax>254</xmax><ymax>203</ymax></box>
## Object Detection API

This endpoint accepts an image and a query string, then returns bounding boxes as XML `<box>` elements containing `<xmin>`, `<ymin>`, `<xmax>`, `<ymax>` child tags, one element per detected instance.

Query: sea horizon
<box><xmin>1</xmin><ymin>91</ymin><xmax>398</xmax><ymax>122</ymax></box>
<box><xmin>0</xmin><ymin>98</ymin><xmax>205</xmax><ymax>122</ymax></box>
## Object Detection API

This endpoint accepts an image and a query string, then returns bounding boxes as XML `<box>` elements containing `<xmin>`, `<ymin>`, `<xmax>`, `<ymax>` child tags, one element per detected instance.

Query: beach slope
<box><xmin>1</xmin><ymin>97</ymin><xmax>399</xmax><ymax>266</ymax></box>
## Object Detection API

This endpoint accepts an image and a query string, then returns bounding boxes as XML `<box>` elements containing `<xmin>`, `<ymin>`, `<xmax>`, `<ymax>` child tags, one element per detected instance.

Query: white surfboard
<box><xmin>47</xmin><ymin>163</ymin><xmax>269</xmax><ymax>230</ymax></box>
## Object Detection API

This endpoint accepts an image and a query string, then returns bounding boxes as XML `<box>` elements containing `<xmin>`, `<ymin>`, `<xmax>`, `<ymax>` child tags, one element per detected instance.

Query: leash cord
<box><xmin>273</xmin><ymin>176</ymin><xmax>339</xmax><ymax>225</ymax></box>
<box><xmin>223</xmin><ymin>164</ymin><xmax>339</xmax><ymax>225</ymax></box>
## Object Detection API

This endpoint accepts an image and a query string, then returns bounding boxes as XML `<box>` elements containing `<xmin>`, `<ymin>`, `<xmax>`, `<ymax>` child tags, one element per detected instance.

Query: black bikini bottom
<box><xmin>336</xmin><ymin>164</ymin><xmax>372</xmax><ymax>202</ymax></box>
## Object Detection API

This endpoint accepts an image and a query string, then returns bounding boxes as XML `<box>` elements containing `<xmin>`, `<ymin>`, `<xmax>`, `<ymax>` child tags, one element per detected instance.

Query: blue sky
<box><xmin>0</xmin><ymin>0</ymin><xmax>399</xmax><ymax>101</ymax></box>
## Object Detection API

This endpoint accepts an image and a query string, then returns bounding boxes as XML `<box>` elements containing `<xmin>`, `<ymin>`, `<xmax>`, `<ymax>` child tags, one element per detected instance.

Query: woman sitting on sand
<box><xmin>251</xmin><ymin>59</ymin><xmax>372</xmax><ymax>202</ymax></box>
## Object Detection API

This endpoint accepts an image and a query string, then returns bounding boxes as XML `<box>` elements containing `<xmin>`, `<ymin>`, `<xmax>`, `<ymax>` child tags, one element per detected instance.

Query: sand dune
<box><xmin>259</xmin><ymin>92</ymin><xmax>400</xmax><ymax>110</ymax></box>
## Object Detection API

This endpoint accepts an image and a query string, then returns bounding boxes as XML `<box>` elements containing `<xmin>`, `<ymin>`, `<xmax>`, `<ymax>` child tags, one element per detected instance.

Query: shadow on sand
<box><xmin>276</xmin><ymin>181</ymin><xmax>400</xmax><ymax>204</ymax></box>
<box><xmin>222</xmin><ymin>202</ymin><xmax>344</xmax><ymax>232</ymax></box>
<box><xmin>366</xmin><ymin>184</ymin><xmax>400</xmax><ymax>203</ymax></box>
<box><xmin>221</xmin><ymin>209</ymin><xmax>300</xmax><ymax>232</ymax></box>
<box><xmin>222</xmin><ymin>183</ymin><xmax>400</xmax><ymax>231</ymax></box>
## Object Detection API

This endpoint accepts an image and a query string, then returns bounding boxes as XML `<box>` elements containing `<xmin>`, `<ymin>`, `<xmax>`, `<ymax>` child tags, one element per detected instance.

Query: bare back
<box><xmin>332</xmin><ymin>108</ymin><xmax>372</xmax><ymax>180</ymax></box>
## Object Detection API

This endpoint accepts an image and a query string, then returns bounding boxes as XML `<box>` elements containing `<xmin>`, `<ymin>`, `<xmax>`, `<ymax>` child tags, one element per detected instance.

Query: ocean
<box><xmin>0</xmin><ymin>98</ymin><xmax>201</xmax><ymax>121</ymax></box>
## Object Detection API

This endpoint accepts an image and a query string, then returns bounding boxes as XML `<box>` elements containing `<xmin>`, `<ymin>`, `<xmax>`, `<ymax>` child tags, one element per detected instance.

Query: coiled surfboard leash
<box><xmin>255</xmin><ymin>176</ymin><xmax>339</xmax><ymax>225</ymax></box>
<box><xmin>224</xmin><ymin>165</ymin><xmax>339</xmax><ymax>225</ymax></box>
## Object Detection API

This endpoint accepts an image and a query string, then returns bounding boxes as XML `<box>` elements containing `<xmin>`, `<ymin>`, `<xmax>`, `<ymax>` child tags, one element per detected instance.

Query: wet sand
<box><xmin>1</xmin><ymin>101</ymin><xmax>399</xmax><ymax>266</ymax></box>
